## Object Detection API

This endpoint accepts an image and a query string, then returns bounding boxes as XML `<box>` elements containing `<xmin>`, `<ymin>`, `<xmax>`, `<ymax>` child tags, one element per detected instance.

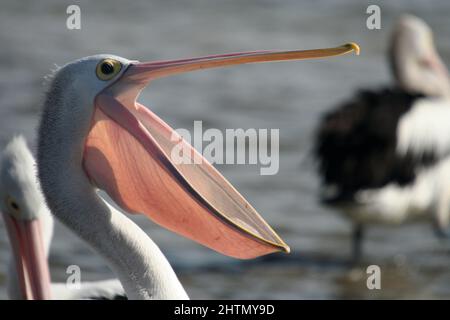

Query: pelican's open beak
<box><xmin>84</xmin><ymin>43</ymin><xmax>359</xmax><ymax>259</ymax></box>
<box><xmin>2</xmin><ymin>212</ymin><xmax>51</xmax><ymax>299</ymax></box>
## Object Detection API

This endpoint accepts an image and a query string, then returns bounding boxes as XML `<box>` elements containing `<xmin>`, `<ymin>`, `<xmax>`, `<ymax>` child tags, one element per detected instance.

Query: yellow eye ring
<box><xmin>96</xmin><ymin>59</ymin><xmax>122</xmax><ymax>81</ymax></box>
<box><xmin>5</xmin><ymin>195</ymin><xmax>20</xmax><ymax>215</ymax></box>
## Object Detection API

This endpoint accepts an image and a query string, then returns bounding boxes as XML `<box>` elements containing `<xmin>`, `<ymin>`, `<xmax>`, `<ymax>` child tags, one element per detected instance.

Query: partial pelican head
<box><xmin>390</xmin><ymin>14</ymin><xmax>450</xmax><ymax>97</ymax></box>
<box><xmin>0</xmin><ymin>136</ymin><xmax>51</xmax><ymax>299</ymax></box>
<box><xmin>39</xmin><ymin>44</ymin><xmax>358</xmax><ymax>259</ymax></box>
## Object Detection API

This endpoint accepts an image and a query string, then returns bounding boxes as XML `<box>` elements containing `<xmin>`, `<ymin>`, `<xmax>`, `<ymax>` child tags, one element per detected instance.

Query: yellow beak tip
<box><xmin>281</xmin><ymin>244</ymin><xmax>291</xmax><ymax>254</ymax></box>
<box><xmin>346</xmin><ymin>42</ymin><xmax>360</xmax><ymax>55</ymax></box>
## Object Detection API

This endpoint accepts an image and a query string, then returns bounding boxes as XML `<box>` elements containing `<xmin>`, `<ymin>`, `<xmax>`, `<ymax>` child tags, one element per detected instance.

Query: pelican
<box><xmin>0</xmin><ymin>135</ymin><xmax>125</xmax><ymax>299</ymax></box>
<box><xmin>314</xmin><ymin>15</ymin><xmax>450</xmax><ymax>260</ymax></box>
<box><xmin>35</xmin><ymin>44</ymin><xmax>358</xmax><ymax>299</ymax></box>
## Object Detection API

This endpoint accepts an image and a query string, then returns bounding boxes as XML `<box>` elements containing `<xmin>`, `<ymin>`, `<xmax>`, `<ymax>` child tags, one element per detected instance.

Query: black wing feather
<box><xmin>314</xmin><ymin>88</ymin><xmax>434</xmax><ymax>201</ymax></box>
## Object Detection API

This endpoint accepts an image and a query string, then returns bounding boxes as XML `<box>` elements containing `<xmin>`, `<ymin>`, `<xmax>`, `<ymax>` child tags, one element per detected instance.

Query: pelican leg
<box><xmin>351</xmin><ymin>224</ymin><xmax>364</xmax><ymax>262</ymax></box>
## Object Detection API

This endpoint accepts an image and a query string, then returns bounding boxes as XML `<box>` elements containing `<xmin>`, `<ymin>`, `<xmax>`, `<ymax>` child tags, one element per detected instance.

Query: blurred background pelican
<box><xmin>1</xmin><ymin>0</ymin><xmax>450</xmax><ymax>299</ymax></box>
<box><xmin>314</xmin><ymin>14</ymin><xmax>450</xmax><ymax>261</ymax></box>
<box><xmin>0</xmin><ymin>136</ymin><xmax>125</xmax><ymax>299</ymax></box>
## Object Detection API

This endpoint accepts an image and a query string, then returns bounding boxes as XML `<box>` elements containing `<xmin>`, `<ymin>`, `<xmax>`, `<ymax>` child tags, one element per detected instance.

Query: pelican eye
<box><xmin>96</xmin><ymin>59</ymin><xmax>122</xmax><ymax>81</ymax></box>
<box><xmin>5</xmin><ymin>196</ymin><xmax>20</xmax><ymax>214</ymax></box>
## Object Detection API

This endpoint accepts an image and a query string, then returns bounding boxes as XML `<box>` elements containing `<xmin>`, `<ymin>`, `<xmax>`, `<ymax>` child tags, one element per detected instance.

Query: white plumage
<box><xmin>397</xmin><ymin>98</ymin><xmax>450</xmax><ymax>158</ymax></box>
